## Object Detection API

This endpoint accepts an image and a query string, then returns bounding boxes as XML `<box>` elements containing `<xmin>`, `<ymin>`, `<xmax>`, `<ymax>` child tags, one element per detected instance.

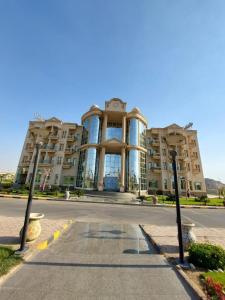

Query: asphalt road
<box><xmin>0</xmin><ymin>197</ymin><xmax>225</xmax><ymax>228</ymax></box>
<box><xmin>0</xmin><ymin>222</ymin><xmax>196</xmax><ymax>299</ymax></box>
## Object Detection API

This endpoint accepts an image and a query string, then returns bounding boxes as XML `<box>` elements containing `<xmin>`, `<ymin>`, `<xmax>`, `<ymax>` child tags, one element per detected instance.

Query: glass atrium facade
<box><xmin>77</xmin><ymin>105</ymin><xmax>147</xmax><ymax>192</ymax></box>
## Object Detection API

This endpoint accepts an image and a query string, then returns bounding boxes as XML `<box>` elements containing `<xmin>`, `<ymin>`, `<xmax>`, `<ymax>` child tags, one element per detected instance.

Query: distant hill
<box><xmin>205</xmin><ymin>178</ymin><xmax>225</xmax><ymax>195</ymax></box>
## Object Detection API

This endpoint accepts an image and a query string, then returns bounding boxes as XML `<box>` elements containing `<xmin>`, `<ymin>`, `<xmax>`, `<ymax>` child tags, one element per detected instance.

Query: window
<box><xmin>194</xmin><ymin>182</ymin><xmax>202</xmax><ymax>191</ymax></box>
<box><xmin>163</xmin><ymin>162</ymin><xmax>167</xmax><ymax>170</ymax></box>
<box><xmin>72</xmin><ymin>158</ymin><xmax>76</xmax><ymax>166</ymax></box>
<box><xmin>148</xmin><ymin>162</ymin><xmax>153</xmax><ymax>170</ymax></box>
<box><xmin>54</xmin><ymin>174</ymin><xmax>58</xmax><ymax>185</ymax></box>
<box><xmin>59</xmin><ymin>144</ymin><xmax>64</xmax><ymax>151</ymax></box>
<box><xmin>172</xmin><ymin>180</ymin><xmax>175</xmax><ymax>189</ymax></box>
<box><xmin>63</xmin><ymin>176</ymin><xmax>74</xmax><ymax>186</ymax></box>
<box><xmin>162</xmin><ymin>149</ymin><xmax>166</xmax><ymax>156</ymax></box>
<box><xmin>189</xmin><ymin>181</ymin><xmax>193</xmax><ymax>191</ymax></box>
<box><xmin>180</xmin><ymin>177</ymin><xmax>186</xmax><ymax>190</ymax></box>
<box><xmin>187</xmin><ymin>163</ymin><xmax>190</xmax><ymax>171</ymax></box>
<box><xmin>57</xmin><ymin>157</ymin><xmax>62</xmax><ymax>165</ymax></box>
<box><xmin>149</xmin><ymin>180</ymin><xmax>158</xmax><ymax>189</ymax></box>
<box><xmin>35</xmin><ymin>170</ymin><xmax>41</xmax><ymax>183</ymax></box>
<box><xmin>164</xmin><ymin>179</ymin><xmax>168</xmax><ymax>189</ymax></box>
<box><xmin>62</xmin><ymin>131</ymin><xmax>67</xmax><ymax>138</ymax></box>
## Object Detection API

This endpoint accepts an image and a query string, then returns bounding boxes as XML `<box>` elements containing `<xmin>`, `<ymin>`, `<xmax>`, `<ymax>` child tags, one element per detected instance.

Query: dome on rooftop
<box><xmin>131</xmin><ymin>107</ymin><xmax>141</xmax><ymax>113</ymax></box>
<box><xmin>90</xmin><ymin>104</ymin><xmax>100</xmax><ymax>111</ymax></box>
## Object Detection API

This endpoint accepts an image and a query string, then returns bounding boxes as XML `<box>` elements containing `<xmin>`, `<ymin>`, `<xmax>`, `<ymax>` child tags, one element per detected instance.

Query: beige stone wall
<box><xmin>16</xmin><ymin>118</ymin><xmax>82</xmax><ymax>189</ymax></box>
<box><xmin>146</xmin><ymin>124</ymin><xmax>206</xmax><ymax>196</ymax></box>
<box><xmin>16</xmin><ymin>100</ymin><xmax>206</xmax><ymax>195</ymax></box>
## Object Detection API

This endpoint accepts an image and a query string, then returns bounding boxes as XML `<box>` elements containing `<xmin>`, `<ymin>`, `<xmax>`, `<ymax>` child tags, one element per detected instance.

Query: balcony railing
<box><xmin>62</xmin><ymin>161</ymin><xmax>73</xmax><ymax>168</ymax></box>
<box><xmin>67</xmin><ymin>135</ymin><xmax>76</xmax><ymax>141</ymax></box>
<box><xmin>42</xmin><ymin>145</ymin><xmax>58</xmax><ymax>151</ymax></box>
<box><xmin>26</xmin><ymin>147</ymin><xmax>34</xmax><ymax>152</ymax></box>
<box><xmin>21</xmin><ymin>161</ymin><xmax>31</xmax><ymax>166</ymax></box>
<box><xmin>49</xmin><ymin>133</ymin><xmax>59</xmax><ymax>139</ymax></box>
<box><xmin>39</xmin><ymin>159</ymin><xmax>54</xmax><ymax>166</ymax></box>
<box><xmin>65</xmin><ymin>148</ymin><xmax>75</xmax><ymax>154</ymax></box>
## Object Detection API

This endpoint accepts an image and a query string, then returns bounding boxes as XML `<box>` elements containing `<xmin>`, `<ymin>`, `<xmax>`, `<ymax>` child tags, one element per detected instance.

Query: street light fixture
<box><xmin>165</xmin><ymin>132</ymin><xmax>185</xmax><ymax>264</ymax></box>
<box><xmin>16</xmin><ymin>127</ymin><xmax>49</xmax><ymax>254</ymax></box>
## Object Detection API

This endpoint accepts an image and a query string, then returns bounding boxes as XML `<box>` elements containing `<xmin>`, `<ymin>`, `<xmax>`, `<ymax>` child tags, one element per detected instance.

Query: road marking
<box><xmin>37</xmin><ymin>240</ymin><xmax>48</xmax><ymax>250</ymax></box>
<box><xmin>53</xmin><ymin>230</ymin><xmax>61</xmax><ymax>240</ymax></box>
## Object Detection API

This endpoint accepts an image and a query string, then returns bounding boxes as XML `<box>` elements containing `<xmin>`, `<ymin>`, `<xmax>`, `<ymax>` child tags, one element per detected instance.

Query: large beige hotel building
<box><xmin>15</xmin><ymin>98</ymin><xmax>206</xmax><ymax>196</ymax></box>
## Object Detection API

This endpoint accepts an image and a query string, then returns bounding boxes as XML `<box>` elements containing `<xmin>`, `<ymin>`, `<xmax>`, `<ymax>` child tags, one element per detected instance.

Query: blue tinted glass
<box><xmin>106</xmin><ymin>127</ymin><xmax>122</xmax><ymax>140</ymax></box>
<box><xmin>82</xmin><ymin>115</ymin><xmax>100</xmax><ymax>145</ymax></box>
<box><xmin>129</xmin><ymin>119</ymin><xmax>139</xmax><ymax>146</ymax></box>
<box><xmin>128</xmin><ymin>149</ymin><xmax>139</xmax><ymax>185</ymax></box>
<box><xmin>89</xmin><ymin>115</ymin><xmax>100</xmax><ymax>144</ymax></box>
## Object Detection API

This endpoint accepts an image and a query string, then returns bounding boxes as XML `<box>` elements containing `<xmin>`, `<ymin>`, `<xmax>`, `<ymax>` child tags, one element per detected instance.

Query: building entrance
<box><xmin>104</xmin><ymin>154</ymin><xmax>121</xmax><ymax>191</ymax></box>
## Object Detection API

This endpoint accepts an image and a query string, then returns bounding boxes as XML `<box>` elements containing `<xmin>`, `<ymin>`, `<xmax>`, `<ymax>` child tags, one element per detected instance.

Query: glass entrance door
<box><xmin>104</xmin><ymin>154</ymin><xmax>121</xmax><ymax>191</ymax></box>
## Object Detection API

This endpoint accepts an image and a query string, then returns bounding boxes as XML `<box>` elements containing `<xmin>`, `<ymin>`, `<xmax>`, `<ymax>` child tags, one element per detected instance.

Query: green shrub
<box><xmin>188</xmin><ymin>243</ymin><xmax>225</xmax><ymax>270</ymax></box>
<box><xmin>166</xmin><ymin>195</ymin><xmax>176</xmax><ymax>202</ymax></box>
<box><xmin>75</xmin><ymin>189</ymin><xmax>85</xmax><ymax>197</ymax></box>
<box><xmin>139</xmin><ymin>195</ymin><xmax>146</xmax><ymax>201</ymax></box>
<box><xmin>2</xmin><ymin>183</ymin><xmax>12</xmax><ymax>189</ymax></box>
<box><xmin>156</xmin><ymin>190</ymin><xmax>163</xmax><ymax>195</ymax></box>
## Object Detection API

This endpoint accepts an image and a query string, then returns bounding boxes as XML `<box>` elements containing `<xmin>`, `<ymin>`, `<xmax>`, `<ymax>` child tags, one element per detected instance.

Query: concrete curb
<box><xmin>139</xmin><ymin>225</ymin><xmax>207</xmax><ymax>300</ymax></box>
<box><xmin>175</xmin><ymin>265</ymin><xmax>207</xmax><ymax>300</ymax></box>
<box><xmin>1</xmin><ymin>193</ymin><xmax>225</xmax><ymax>209</ymax></box>
<box><xmin>0</xmin><ymin>220</ymin><xmax>74</xmax><ymax>287</ymax></box>
<box><xmin>36</xmin><ymin>219</ymin><xmax>74</xmax><ymax>250</ymax></box>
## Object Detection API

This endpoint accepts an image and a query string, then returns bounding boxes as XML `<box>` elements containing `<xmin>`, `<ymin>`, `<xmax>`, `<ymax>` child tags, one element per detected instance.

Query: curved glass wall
<box><xmin>128</xmin><ymin>119</ymin><xmax>139</xmax><ymax>146</ymax></box>
<box><xmin>128</xmin><ymin>149</ymin><xmax>139</xmax><ymax>190</ymax></box>
<box><xmin>128</xmin><ymin>118</ymin><xmax>146</xmax><ymax>147</ymax></box>
<box><xmin>139</xmin><ymin>121</ymin><xmax>146</xmax><ymax>148</ymax></box>
<box><xmin>81</xmin><ymin>115</ymin><xmax>100</xmax><ymax>145</ymax></box>
<box><xmin>127</xmin><ymin>149</ymin><xmax>147</xmax><ymax>191</ymax></box>
<box><xmin>76</xmin><ymin>147</ymin><xmax>98</xmax><ymax>188</ymax></box>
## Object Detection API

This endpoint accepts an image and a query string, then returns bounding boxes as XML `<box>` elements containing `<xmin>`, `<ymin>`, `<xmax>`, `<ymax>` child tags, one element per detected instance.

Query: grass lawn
<box><xmin>146</xmin><ymin>195</ymin><xmax>225</xmax><ymax>206</ymax></box>
<box><xmin>201</xmin><ymin>271</ymin><xmax>225</xmax><ymax>287</ymax></box>
<box><xmin>0</xmin><ymin>247</ymin><xmax>22</xmax><ymax>277</ymax></box>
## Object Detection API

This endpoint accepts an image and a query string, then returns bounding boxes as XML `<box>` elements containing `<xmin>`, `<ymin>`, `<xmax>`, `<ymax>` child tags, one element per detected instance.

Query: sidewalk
<box><xmin>141</xmin><ymin>224</ymin><xmax>225</xmax><ymax>257</ymax></box>
<box><xmin>0</xmin><ymin>222</ymin><xmax>197</xmax><ymax>299</ymax></box>
<box><xmin>0</xmin><ymin>216</ymin><xmax>70</xmax><ymax>250</ymax></box>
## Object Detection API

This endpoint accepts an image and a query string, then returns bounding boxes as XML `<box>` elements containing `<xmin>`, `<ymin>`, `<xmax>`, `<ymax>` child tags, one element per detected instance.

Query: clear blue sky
<box><xmin>0</xmin><ymin>0</ymin><xmax>225</xmax><ymax>182</ymax></box>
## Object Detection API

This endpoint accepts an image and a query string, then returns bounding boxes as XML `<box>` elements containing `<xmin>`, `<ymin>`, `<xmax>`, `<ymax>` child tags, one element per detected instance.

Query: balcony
<box><xmin>38</xmin><ymin>159</ymin><xmax>54</xmax><ymax>167</ymax></box>
<box><xmin>62</xmin><ymin>161</ymin><xmax>73</xmax><ymax>168</ymax></box>
<box><xmin>21</xmin><ymin>161</ymin><xmax>31</xmax><ymax>166</ymax></box>
<box><xmin>41</xmin><ymin>145</ymin><xmax>58</xmax><ymax>152</ymax></box>
<box><xmin>49</xmin><ymin>133</ymin><xmax>59</xmax><ymax>140</ymax></box>
<box><xmin>26</xmin><ymin>147</ymin><xmax>34</xmax><ymax>152</ymax></box>
<box><xmin>65</xmin><ymin>148</ymin><xmax>75</xmax><ymax>155</ymax></box>
<box><xmin>151</xmin><ymin>166</ymin><xmax>161</xmax><ymax>173</ymax></box>
<box><xmin>152</xmin><ymin>153</ymin><xmax>160</xmax><ymax>159</ymax></box>
<box><xmin>150</xmin><ymin>139</ymin><xmax>160</xmax><ymax>147</ymax></box>
<box><xmin>67</xmin><ymin>135</ymin><xmax>76</xmax><ymax>142</ymax></box>
<box><xmin>178</xmin><ymin>168</ymin><xmax>187</xmax><ymax>175</ymax></box>
<box><xmin>189</xmin><ymin>141</ymin><xmax>196</xmax><ymax>148</ymax></box>
<box><xmin>192</xmin><ymin>168</ymin><xmax>200</xmax><ymax>174</ymax></box>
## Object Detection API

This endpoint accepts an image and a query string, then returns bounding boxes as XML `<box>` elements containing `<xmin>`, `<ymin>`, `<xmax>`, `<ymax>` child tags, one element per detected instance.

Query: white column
<box><xmin>122</xmin><ymin>115</ymin><xmax>126</xmax><ymax>143</ymax></box>
<box><xmin>102</xmin><ymin>114</ymin><xmax>108</xmax><ymax>142</ymax></box>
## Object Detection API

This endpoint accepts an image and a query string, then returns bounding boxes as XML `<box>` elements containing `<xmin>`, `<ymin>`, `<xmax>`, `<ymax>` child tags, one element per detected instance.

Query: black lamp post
<box><xmin>17</xmin><ymin>142</ymin><xmax>42</xmax><ymax>254</ymax></box>
<box><xmin>170</xmin><ymin>150</ymin><xmax>184</xmax><ymax>264</ymax></box>
<box><xmin>138</xmin><ymin>177</ymin><xmax>141</xmax><ymax>198</ymax></box>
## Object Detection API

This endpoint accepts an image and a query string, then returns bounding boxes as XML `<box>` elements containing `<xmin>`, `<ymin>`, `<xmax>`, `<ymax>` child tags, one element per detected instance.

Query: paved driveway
<box><xmin>0</xmin><ymin>197</ymin><xmax>225</xmax><ymax>228</ymax></box>
<box><xmin>0</xmin><ymin>222</ymin><xmax>197</xmax><ymax>299</ymax></box>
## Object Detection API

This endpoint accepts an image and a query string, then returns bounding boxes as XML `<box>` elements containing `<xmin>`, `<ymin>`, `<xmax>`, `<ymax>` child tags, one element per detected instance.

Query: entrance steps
<box><xmin>84</xmin><ymin>190</ymin><xmax>137</xmax><ymax>202</ymax></box>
